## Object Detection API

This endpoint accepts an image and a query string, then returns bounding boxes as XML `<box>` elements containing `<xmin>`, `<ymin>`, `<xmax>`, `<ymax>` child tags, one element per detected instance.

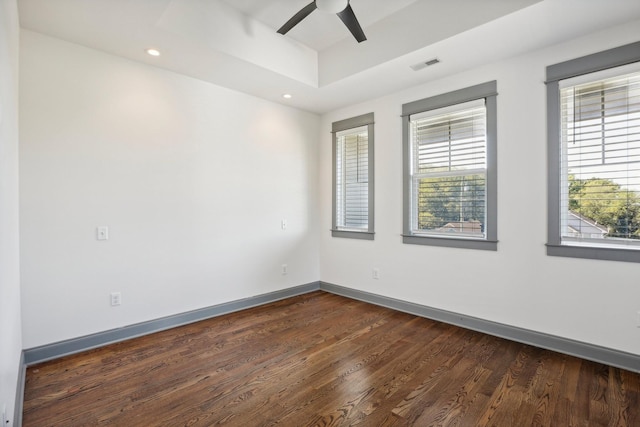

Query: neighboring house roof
<box><xmin>567</xmin><ymin>211</ymin><xmax>608</xmax><ymax>237</ymax></box>
<box><xmin>437</xmin><ymin>220</ymin><xmax>482</xmax><ymax>234</ymax></box>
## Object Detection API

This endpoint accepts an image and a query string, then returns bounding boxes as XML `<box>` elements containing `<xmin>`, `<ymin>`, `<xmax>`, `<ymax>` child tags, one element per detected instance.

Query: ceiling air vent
<box><xmin>410</xmin><ymin>58</ymin><xmax>441</xmax><ymax>71</ymax></box>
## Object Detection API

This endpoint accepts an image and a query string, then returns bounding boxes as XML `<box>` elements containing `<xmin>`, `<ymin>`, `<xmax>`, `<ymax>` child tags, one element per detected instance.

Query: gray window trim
<box><xmin>331</xmin><ymin>112</ymin><xmax>375</xmax><ymax>240</ymax></box>
<box><xmin>546</xmin><ymin>41</ymin><xmax>640</xmax><ymax>263</ymax></box>
<box><xmin>401</xmin><ymin>81</ymin><xmax>498</xmax><ymax>251</ymax></box>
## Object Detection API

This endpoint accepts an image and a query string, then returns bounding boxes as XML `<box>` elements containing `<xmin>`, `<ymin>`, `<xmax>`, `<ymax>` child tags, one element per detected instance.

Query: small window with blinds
<box><xmin>332</xmin><ymin>113</ymin><xmax>374</xmax><ymax>240</ymax></box>
<box><xmin>402</xmin><ymin>81</ymin><xmax>498</xmax><ymax>250</ymax></box>
<box><xmin>546</xmin><ymin>41</ymin><xmax>640</xmax><ymax>262</ymax></box>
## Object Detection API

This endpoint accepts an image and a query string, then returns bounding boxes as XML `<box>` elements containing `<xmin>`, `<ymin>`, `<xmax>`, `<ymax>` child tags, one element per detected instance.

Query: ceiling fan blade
<box><xmin>277</xmin><ymin>1</ymin><xmax>318</xmax><ymax>35</ymax></box>
<box><xmin>336</xmin><ymin>3</ymin><xmax>366</xmax><ymax>42</ymax></box>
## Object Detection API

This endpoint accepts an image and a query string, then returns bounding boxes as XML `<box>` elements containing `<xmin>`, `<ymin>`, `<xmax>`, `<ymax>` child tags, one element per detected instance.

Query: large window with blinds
<box><xmin>547</xmin><ymin>41</ymin><xmax>640</xmax><ymax>262</ymax></box>
<box><xmin>402</xmin><ymin>82</ymin><xmax>497</xmax><ymax>250</ymax></box>
<box><xmin>332</xmin><ymin>113</ymin><xmax>374</xmax><ymax>240</ymax></box>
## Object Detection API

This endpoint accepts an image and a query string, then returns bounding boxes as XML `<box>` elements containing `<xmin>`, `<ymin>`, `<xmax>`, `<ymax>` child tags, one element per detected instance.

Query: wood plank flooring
<box><xmin>23</xmin><ymin>291</ymin><xmax>640</xmax><ymax>426</ymax></box>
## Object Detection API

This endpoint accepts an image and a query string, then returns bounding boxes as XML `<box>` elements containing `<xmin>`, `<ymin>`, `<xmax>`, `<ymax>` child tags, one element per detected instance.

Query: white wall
<box><xmin>19</xmin><ymin>30</ymin><xmax>320</xmax><ymax>349</ymax></box>
<box><xmin>0</xmin><ymin>0</ymin><xmax>21</xmax><ymax>424</ymax></box>
<box><xmin>319</xmin><ymin>20</ymin><xmax>640</xmax><ymax>356</ymax></box>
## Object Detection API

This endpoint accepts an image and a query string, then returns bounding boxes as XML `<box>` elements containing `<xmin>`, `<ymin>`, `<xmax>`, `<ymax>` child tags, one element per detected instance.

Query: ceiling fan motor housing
<box><xmin>316</xmin><ymin>0</ymin><xmax>349</xmax><ymax>14</ymax></box>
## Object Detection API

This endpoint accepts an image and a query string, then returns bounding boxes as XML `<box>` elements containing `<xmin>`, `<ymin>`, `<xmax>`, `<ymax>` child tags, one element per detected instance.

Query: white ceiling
<box><xmin>220</xmin><ymin>0</ymin><xmax>422</xmax><ymax>52</ymax></box>
<box><xmin>17</xmin><ymin>0</ymin><xmax>640</xmax><ymax>114</ymax></box>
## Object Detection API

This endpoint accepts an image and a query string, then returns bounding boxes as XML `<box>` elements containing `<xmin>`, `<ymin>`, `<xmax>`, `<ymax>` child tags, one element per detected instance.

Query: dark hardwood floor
<box><xmin>23</xmin><ymin>291</ymin><xmax>640</xmax><ymax>426</ymax></box>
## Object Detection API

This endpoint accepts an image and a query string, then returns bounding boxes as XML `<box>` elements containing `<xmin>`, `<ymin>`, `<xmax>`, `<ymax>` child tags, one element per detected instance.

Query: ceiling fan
<box><xmin>277</xmin><ymin>0</ymin><xmax>367</xmax><ymax>43</ymax></box>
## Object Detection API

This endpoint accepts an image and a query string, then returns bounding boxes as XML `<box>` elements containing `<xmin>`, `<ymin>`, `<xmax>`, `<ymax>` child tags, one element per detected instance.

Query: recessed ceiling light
<box><xmin>282</xmin><ymin>93</ymin><xmax>292</xmax><ymax>99</ymax></box>
<box><xmin>146</xmin><ymin>48</ymin><xmax>161</xmax><ymax>57</ymax></box>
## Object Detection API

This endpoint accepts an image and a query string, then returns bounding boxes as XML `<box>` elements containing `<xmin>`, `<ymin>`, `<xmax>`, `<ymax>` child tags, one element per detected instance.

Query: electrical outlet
<box><xmin>637</xmin><ymin>311</ymin><xmax>640</xmax><ymax>328</ymax></box>
<box><xmin>281</xmin><ymin>264</ymin><xmax>288</xmax><ymax>275</ymax></box>
<box><xmin>2</xmin><ymin>403</ymin><xmax>7</xmax><ymax>426</ymax></box>
<box><xmin>372</xmin><ymin>268</ymin><xmax>380</xmax><ymax>280</ymax></box>
<box><xmin>281</xmin><ymin>219</ymin><xmax>287</xmax><ymax>230</ymax></box>
<box><xmin>110</xmin><ymin>292</ymin><xmax>122</xmax><ymax>306</ymax></box>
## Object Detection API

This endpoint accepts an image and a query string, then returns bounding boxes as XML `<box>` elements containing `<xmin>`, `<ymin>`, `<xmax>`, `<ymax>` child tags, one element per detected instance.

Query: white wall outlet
<box><xmin>372</xmin><ymin>268</ymin><xmax>380</xmax><ymax>280</ymax></box>
<box><xmin>637</xmin><ymin>311</ymin><xmax>640</xmax><ymax>328</ymax></box>
<box><xmin>281</xmin><ymin>264</ymin><xmax>288</xmax><ymax>275</ymax></box>
<box><xmin>110</xmin><ymin>292</ymin><xmax>122</xmax><ymax>306</ymax></box>
<box><xmin>97</xmin><ymin>226</ymin><xmax>109</xmax><ymax>241</ymax></box>
<box><xmin>281</xmin><ymin>219</ymin><xmax>287</xmax><ymax>230</ymax></box>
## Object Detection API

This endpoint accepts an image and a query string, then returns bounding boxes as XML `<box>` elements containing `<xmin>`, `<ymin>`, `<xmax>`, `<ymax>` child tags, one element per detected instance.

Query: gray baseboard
<box><xmin>18</xmin><ymin>278</ymin><xmax>640</xmax><ymax>426</ymax></box>
<box><xmin>14</xmin><ymin>352</ymin><xmax>25</xmax><ymax>427</ymax></box>
<box><xmin>319</xmin><ymin>281</ymin><xmax>640</xmax><ymax>374</ymax></box>
<box><xmin>22</xmin><ymin>280</ymin><xmax>640</xmax><ymax>373</ymax></box>
<box><xmin>23</xmin><ymin>282</ymin><xmax>320</xmax><ymax>366</ymax></box>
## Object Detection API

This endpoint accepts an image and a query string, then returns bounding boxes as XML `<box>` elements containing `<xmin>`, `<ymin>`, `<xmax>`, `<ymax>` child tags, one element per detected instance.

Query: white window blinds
<box><xmin>560</xmin><ymin>66</ymin><xmax>640</xmax><ymax>244</ymax></box>
<box><xmin>409</xmin><ymin>99</ymin><xmax>487</xmax><ymax>237</ymax></box>
<box><xmin>336</xmin><ymin>125</ymin><xmax>369</xmax><ymax>230</ymax></box>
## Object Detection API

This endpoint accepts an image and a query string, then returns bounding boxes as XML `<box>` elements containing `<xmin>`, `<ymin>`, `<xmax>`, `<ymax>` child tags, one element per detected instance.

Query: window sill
<box><xmin>546</xmin><ymin>243</ymin><xmax>640</xmax><ymax>263</ymax></box>
<box><xmin>331</xmin><ymin>230</ymin><xmax>375</xmax><ymax>240</ymax></box>
<box><xmin>402</xmin><ymin>234</ymin><xmax>497</xmax><ymax>251</ymax></box>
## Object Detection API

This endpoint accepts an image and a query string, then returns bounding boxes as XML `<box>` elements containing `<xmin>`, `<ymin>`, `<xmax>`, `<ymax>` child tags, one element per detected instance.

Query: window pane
<box><xmin>410</xmin><ymin>100</ymin><xmax>487</xmax><ymax>238</ymax></box>
<box><xmin>560</xmin><ymin>70</ymin><xmax>640</xmax><ymax>243</ymax></box>
<box><xmin>415</xmin><ymin>174</ymin><xmax>486</xmax><ymax>236</ymax></box>
<box><xmin>413</xmin><ymin>106</ymin><xmax>486</xmax><ymax>173</ymax></box>
<box><xmin>336</xmin><ymin>126</ymin><xmax>368</xmax><ymax>230</ymax></box>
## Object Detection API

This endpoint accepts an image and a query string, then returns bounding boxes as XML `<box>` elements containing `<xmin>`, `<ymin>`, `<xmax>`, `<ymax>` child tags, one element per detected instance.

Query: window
<box><xmin>547</xmin><ymin>41</ymin><xmax>640</xmax><ymax>262</ymax></box>
<box><xmin>332</xmin><ymin>113</ymin><xmax>374</xmax><ymax>239</ymax></box>
<box><xmin>402</xmin><ymin>81</ymin><xmax>497</xmax><ymax>250</ymax></box>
